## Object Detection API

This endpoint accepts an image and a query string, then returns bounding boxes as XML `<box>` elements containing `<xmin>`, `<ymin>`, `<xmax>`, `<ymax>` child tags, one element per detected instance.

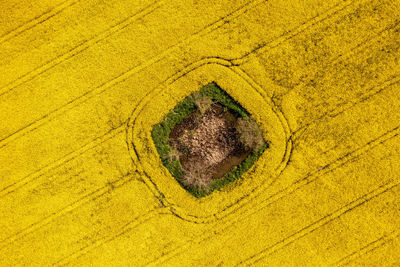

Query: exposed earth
<box><xmin>169</xmin><ymin>102</ymin><xmax>251</xmax><ymax>188</ymax></box>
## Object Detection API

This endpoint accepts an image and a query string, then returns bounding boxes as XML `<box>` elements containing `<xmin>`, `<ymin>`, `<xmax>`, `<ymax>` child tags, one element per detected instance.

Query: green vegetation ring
<box><xmin>151</xmin><ymin>82</ymin><xmax>268</xmax><ymax>198</ymax></box>
<box><xmin>126</xmin><ymin>58</ymin><xmax>292</xmax><ymax>223</ymax></box>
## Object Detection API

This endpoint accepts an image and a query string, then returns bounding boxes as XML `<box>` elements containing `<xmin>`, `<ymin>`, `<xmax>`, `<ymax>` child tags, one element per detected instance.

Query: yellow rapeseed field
<box><xmin>0</xmin><ymin>0</ymin><xmax>399</xmax><ymax>265</ymax></box>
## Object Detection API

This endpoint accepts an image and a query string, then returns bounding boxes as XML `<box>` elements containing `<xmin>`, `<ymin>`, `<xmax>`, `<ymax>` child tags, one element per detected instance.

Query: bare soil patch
<box><xmin>151</xmin><ymin>82</ymin><xmax>267</xmax><ymax>198</ymax></box>
<box><xmin>169</xmin><ymin>103</ymin><xmax>251</xmax><ymax>188</ymax></box>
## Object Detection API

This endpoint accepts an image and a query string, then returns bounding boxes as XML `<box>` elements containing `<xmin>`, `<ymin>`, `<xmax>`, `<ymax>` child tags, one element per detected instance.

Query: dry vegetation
<box><xmin>152</xmin><ymin>82</ymin><xmax>268</xmax><ymax>198</ymax></box>
<box><xmin>166</xmin><ymin>96</ymin><xmax>265</xmax><ymax>191</ymax></box>
<box><xmin>190</xmin><ymin>92</ymin><xmax>213</xmax><ymax>115</ymax></box>
<box><xmin>235</xmin><ymin>116</ymin><xmax>265</xmax><ymax>151</ymax></box>
<box><xmin>162</xmin><ymin>147</ymin><xmax>181</xmax><ymax>162</ymax></box>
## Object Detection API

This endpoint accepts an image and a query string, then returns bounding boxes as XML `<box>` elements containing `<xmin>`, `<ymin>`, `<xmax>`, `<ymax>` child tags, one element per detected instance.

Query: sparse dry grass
<box><xmin>181</xmin><ymin>163</ymin><xmax>213</xmax><ymax>189</ymax></box>
<box><xmin>3</xmin><ymin>0</ymin><xmax>400</xmax><ymax>265</ymax></box>
<box><xmin>190</xmin><ymin>92</ymin><xmax>213</xmax><ymax>115</ymax></box>
<box><xmin>162</xmin><ymin>146</ymin><xmax>181</xmax><ymax>162</ymax></box>
<box><xmin>152</xmin><ymin>82</ymin><xmax>268</xmax><ymax>198</ymax></box>
<box><xmin>235</xmin><ymin>116</ymin><xmax>265</xmax><ymax>151</ymax></box>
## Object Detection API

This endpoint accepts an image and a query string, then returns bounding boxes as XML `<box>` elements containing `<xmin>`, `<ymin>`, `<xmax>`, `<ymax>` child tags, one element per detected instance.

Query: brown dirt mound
<box><xmin>169</xmin><ymin>102</ymin><xmax>251</xmax><ymax>188</ymax></box>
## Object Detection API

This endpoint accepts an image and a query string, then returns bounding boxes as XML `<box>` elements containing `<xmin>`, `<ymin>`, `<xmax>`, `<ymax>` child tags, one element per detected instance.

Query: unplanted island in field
<box><xmin>151</xmin><ymin>82</ymin><xmax>268</xmax><ymax>198</ymax></box>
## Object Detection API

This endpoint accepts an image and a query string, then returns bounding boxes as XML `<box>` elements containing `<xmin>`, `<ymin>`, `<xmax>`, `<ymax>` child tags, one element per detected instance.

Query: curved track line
<box><xmin>2</xmin><ymin>14</ymin><xmax>396</xmax><ymax>264</ymax></box>
<box><xmin>0</xmin><ymin>59</ymin><xmax>263</xmax><ymax>257</ymax></box>
<box><xmin>0</xmin><ymin>0</ymin><xmax>269</xmax><ymax>192</ymax></box>
<box><xmin>0</xmin><ymin>0</ymin><xmax>163</xmax><ymax>97</ymax></box>
<box><xmin>0</xmin><ymin>0</ymin><xmax>266</xmax><ymax>97</ymax></box>
<box><xmin>0</xmin><ymin>61</ymin><xmax>254</xmax><ymax>248</ymax></box>
<box><xmin>0</xmin><ymin>0</ymin><xmax>361</xmax><ymax>196</ymax></box>
<box><xmin>22</xmin><ymin>45</ymin><xmax>399</xmax><ymax>267</ymax></box>
<box><xmin>43</xmin><ymin>2</ymin><xmax>400</xmax><ymax>266</ymax></box>
<box><xmin>0</xmin><ymin>0</ymin><xmax>80</xmax><ymax>45</ymax></box>
<box><xmin>2</xmin><ymin>20</ymin><xmax>398</xmax><ymax>264</ymax></box>
<box><xmin>0</xmin><ymin>0</ymin><xmax>267</xmax><ymax>150</ymax></box>
<box><xmin>0</xmin><ymin>0</ymin><xmax>390</xmax><ymax>260</ymax></box>
<box><xmin>126</xmin><ymin>57</ymin><xmax>292</xmax><ymax>224</ymax></box>
<box><xmin>151</xmin><ymin>125</ymin><xmax>400</xmax><ymax>265</ymax></box>
<box><xmin>0</xmin><ymin>0</ymin><xmax>359</xmax><ymax>151</ymax></box>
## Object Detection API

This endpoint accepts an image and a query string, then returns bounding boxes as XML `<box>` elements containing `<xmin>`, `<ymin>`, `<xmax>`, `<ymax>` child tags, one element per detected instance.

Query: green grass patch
<box><xmin>151</xmin><ymin>82</ymin><xmax>268</xmax><ymax>198</ymax></box>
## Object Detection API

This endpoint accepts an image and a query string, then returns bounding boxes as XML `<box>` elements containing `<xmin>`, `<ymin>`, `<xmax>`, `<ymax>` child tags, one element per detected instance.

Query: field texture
<box><xmin>1</xmin><ymin>0</ymin><xmax>400</xmax><ymax>265</ymax></box>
